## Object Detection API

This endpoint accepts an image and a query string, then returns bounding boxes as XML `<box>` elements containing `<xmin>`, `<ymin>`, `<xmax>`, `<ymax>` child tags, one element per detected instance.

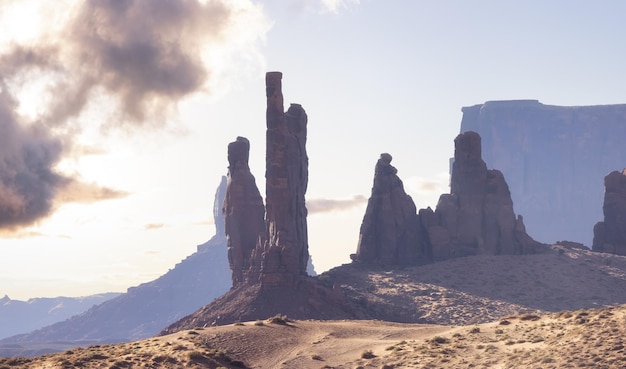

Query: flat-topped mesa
<box><xmin>257</xmin><ymin>71</ymin><xmax>309</xmax><ymax>287</ymax></box>
<box><xmin>593</xmin><ymin>169</ymin><xmax>626</xmax><ymax>255</ymax></box>
<box><xmin>460</xmin><ymin>101</ymin><xmax>626</xmax><ymax>246</ymax></box>
<box><xmin>223</xmin><ymin>136</ymin><xmax>265</xmax><ymax>286</ymax></box>
<box><xmin>355</xmin><ymin>153</ymin><xmax>423</xmax><ymax>265</ymax></box>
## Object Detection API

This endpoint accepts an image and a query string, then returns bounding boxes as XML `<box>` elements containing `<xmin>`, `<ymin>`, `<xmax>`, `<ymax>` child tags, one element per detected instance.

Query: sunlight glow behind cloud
<box><xmin>0</xmin><ymin>0</ymin><xmax>270</xmax><ymax>231</ymax></box>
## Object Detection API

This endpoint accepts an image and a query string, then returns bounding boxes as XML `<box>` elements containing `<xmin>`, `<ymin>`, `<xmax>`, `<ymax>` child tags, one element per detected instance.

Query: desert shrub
<box><xmin>431</xmin><ymin>336</ymin><xmax>450</xmax><ymax>344</ymax></box>
<box><xmin>268</xmin><ymin>314</ymin><xmax>290</xmax><ymax>325</ymax></box>
<box><xmin>109</xmin><ymin>360</ymin><xmax>132</xmax><ymax>369</ymax></box>
<box><xmin>254</xmin><ymin>320</ymin><xmax>264</xmax><ymax>326</ymax></box>
<box><xmin>361</xmin><ymin>349</ymin><xmax>376</xmax><ymax>359</ymax></box>
<box><xmin>152</xmin><ymin>354</ymin><xmax>176</xmax><ymax>364</ymax></box>
<box><xmin>519</xmin><ymin>314</ymin><xmax>540</xmax><ymax>321</ymax></box>
<box><xmin>188</xmin><ymin>330</ymin><xmax>199</xmax><ymax>335</ymax></box>
<box><xmin>230</xmin><ymin>360</ymin><xmax>246</xmax><ymax>367</ymax></box>
<box><xmin>188</xmin><ymin>351</ymin><xmax>206</xmax><ymax>361</ymax></box>
<box><xmin>311</xmin><ymin>354</ymin><xmax>323</xmax><ymax>361</ymax></box>
<box><xmin>484</xmin><ymin>345</ymin><xmax>498</xmax><ymax>352</ymax></box>
<box><xmin>4</xmin><ymin>358</ymin><xmax>31</xmax><ymax>367</ymax></box>
<box><xmin>469</xmin><ymin>327</ymin><xmax>480</xmax><ymax>334</ymax></box>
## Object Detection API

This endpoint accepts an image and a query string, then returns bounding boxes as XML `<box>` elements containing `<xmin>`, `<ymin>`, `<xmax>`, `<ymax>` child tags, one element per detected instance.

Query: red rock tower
<box><xmin>259</xmin><ymin>71</ymin><xmax>309</xmax><ymax>286</ymax></box>
<box><xmin>223</xmin><ymin>136</ymin><xmax>265</xmax><ymax>285</ymax></box>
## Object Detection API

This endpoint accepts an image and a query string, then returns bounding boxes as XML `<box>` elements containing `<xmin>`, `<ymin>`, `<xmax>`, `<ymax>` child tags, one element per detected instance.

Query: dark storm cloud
<box><xmin>59</xmin><ymin>0</ymin><xmax>232</xmax><ymax>123</ymax></box>
<box><xmin>306</xmin><ymin>195</ymin><xmax>367</xmax><ymax>214</ymax></box>
<box><xmin>0</xmin><ymin>83</ymin><xmax>64</xmax><ymax>229</ymax></box>
<box><xmin>0</xmin><ymin>0</ymin><xmax>263</xmax><ymax>230</ymax></box>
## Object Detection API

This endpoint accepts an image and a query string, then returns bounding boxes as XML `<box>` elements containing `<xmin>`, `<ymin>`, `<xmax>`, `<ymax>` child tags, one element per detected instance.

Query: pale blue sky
<box><xmin>1</xmin><ymin>0</ymin><xmax>625</xmax><ymax>300</ymax></box>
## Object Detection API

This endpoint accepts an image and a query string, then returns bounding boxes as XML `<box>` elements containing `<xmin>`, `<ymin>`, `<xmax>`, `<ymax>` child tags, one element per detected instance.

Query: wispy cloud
<box><xmin>56</xmin><ymin>180</ymin><xmax>129</xmax><ymax>204</ymax></box>
<box><xmin>320</xmin><ymin>0</ymin><xmax>360</xmax><ymax>13</ymax></box>
<box><xmin>288</xmin><ymin>0</ymin><xmax>360</xmax><ymax>14</ymax></box>
<box><xmin>144</xmin><ymin>223</ymin><xmax>166</xmax><ymax>231</ymax></box>
<box><xmin>404</xmin><ymin>173</ymin><xmax>451</xmax><ymax>208</ymax></box>
<box><xmin>307</xmin><ymin>195</ymin><xmax>367</xmax><ymax>214</ymax></box>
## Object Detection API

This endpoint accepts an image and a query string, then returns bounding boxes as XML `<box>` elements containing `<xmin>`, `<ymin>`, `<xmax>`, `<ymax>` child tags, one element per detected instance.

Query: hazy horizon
<box><xmin>2</xmin><ymin>0</ymin><xmax>626</xmax><ymax>300</ymax></box>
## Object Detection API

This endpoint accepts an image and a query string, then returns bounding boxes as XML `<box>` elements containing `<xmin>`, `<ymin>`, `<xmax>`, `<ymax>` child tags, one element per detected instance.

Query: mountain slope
<box><xmin>0</xmin><ymin>177</ymin><xmax>231</xmax><ymax>357</ymax></box>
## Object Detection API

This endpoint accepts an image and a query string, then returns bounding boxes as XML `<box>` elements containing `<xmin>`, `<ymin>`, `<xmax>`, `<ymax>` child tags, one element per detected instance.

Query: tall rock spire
<box><xmin>260</xmin><ymin>71</ymin><xmax>309</xmax><ymax>286</ymax></box>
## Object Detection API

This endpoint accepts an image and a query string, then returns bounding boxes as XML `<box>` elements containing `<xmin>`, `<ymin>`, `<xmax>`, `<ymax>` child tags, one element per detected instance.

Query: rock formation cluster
<box><xmin>460</xmin><ymin>100</ymin><xmax>626</xmax><ymax>246</ymax></box>
<box><xmin>224</xmin><ymin>72</ymin><xmax>309</xmax><ymax>288</ymax></box>
<box><xmin>355</xmin><ymin>131</ymin><xmax>544</xmax><ymax>265</ymax></box>
<box><xmin>593</xmin><ymin>169</ymin><xmax>626</xmax><ymax>255</ymax></box>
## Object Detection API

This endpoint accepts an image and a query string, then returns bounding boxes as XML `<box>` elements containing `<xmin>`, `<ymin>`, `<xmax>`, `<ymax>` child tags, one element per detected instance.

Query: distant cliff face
<box><xmin>461</xmin><ymin>100</ymin><xmax>626</xmax><ymax>246</ymax></box>
<box><xmin>0</xmin><ymin>293</ymin><xmax>120</xmax><ymax>341</ymax></box>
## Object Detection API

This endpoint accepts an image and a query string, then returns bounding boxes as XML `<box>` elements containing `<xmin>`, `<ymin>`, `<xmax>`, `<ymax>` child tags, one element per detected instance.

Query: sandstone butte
<box><xmin>354</xmin><ymin>131</ymin><xmax>545</xmax><ymax>266</ymax></box>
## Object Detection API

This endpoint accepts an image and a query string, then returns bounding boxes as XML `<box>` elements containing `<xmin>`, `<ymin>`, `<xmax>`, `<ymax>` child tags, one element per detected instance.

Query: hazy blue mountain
<box><xmin>0</xmin><ymin>293</ymin><xmax>121</xmax><ymax>340</ymax></box>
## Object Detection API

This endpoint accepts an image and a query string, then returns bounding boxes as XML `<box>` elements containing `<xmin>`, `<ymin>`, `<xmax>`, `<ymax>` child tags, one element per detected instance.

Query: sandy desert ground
<box><xmin>4</xmin><ymin>245</ymin><xmax>626</xmax><ymax>368</ymax></box>
<box><xmin>2</xmin><ymin>305</ymin><xmax>626</xmax><ymax>368</ymax></box>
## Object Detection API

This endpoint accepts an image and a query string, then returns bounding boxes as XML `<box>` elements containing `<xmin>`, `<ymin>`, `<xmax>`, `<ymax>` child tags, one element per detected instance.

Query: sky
<box><xmin>1</xmin><ymin>0</ymin><xmax>626</xmax><ymax>301</ymax></box>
